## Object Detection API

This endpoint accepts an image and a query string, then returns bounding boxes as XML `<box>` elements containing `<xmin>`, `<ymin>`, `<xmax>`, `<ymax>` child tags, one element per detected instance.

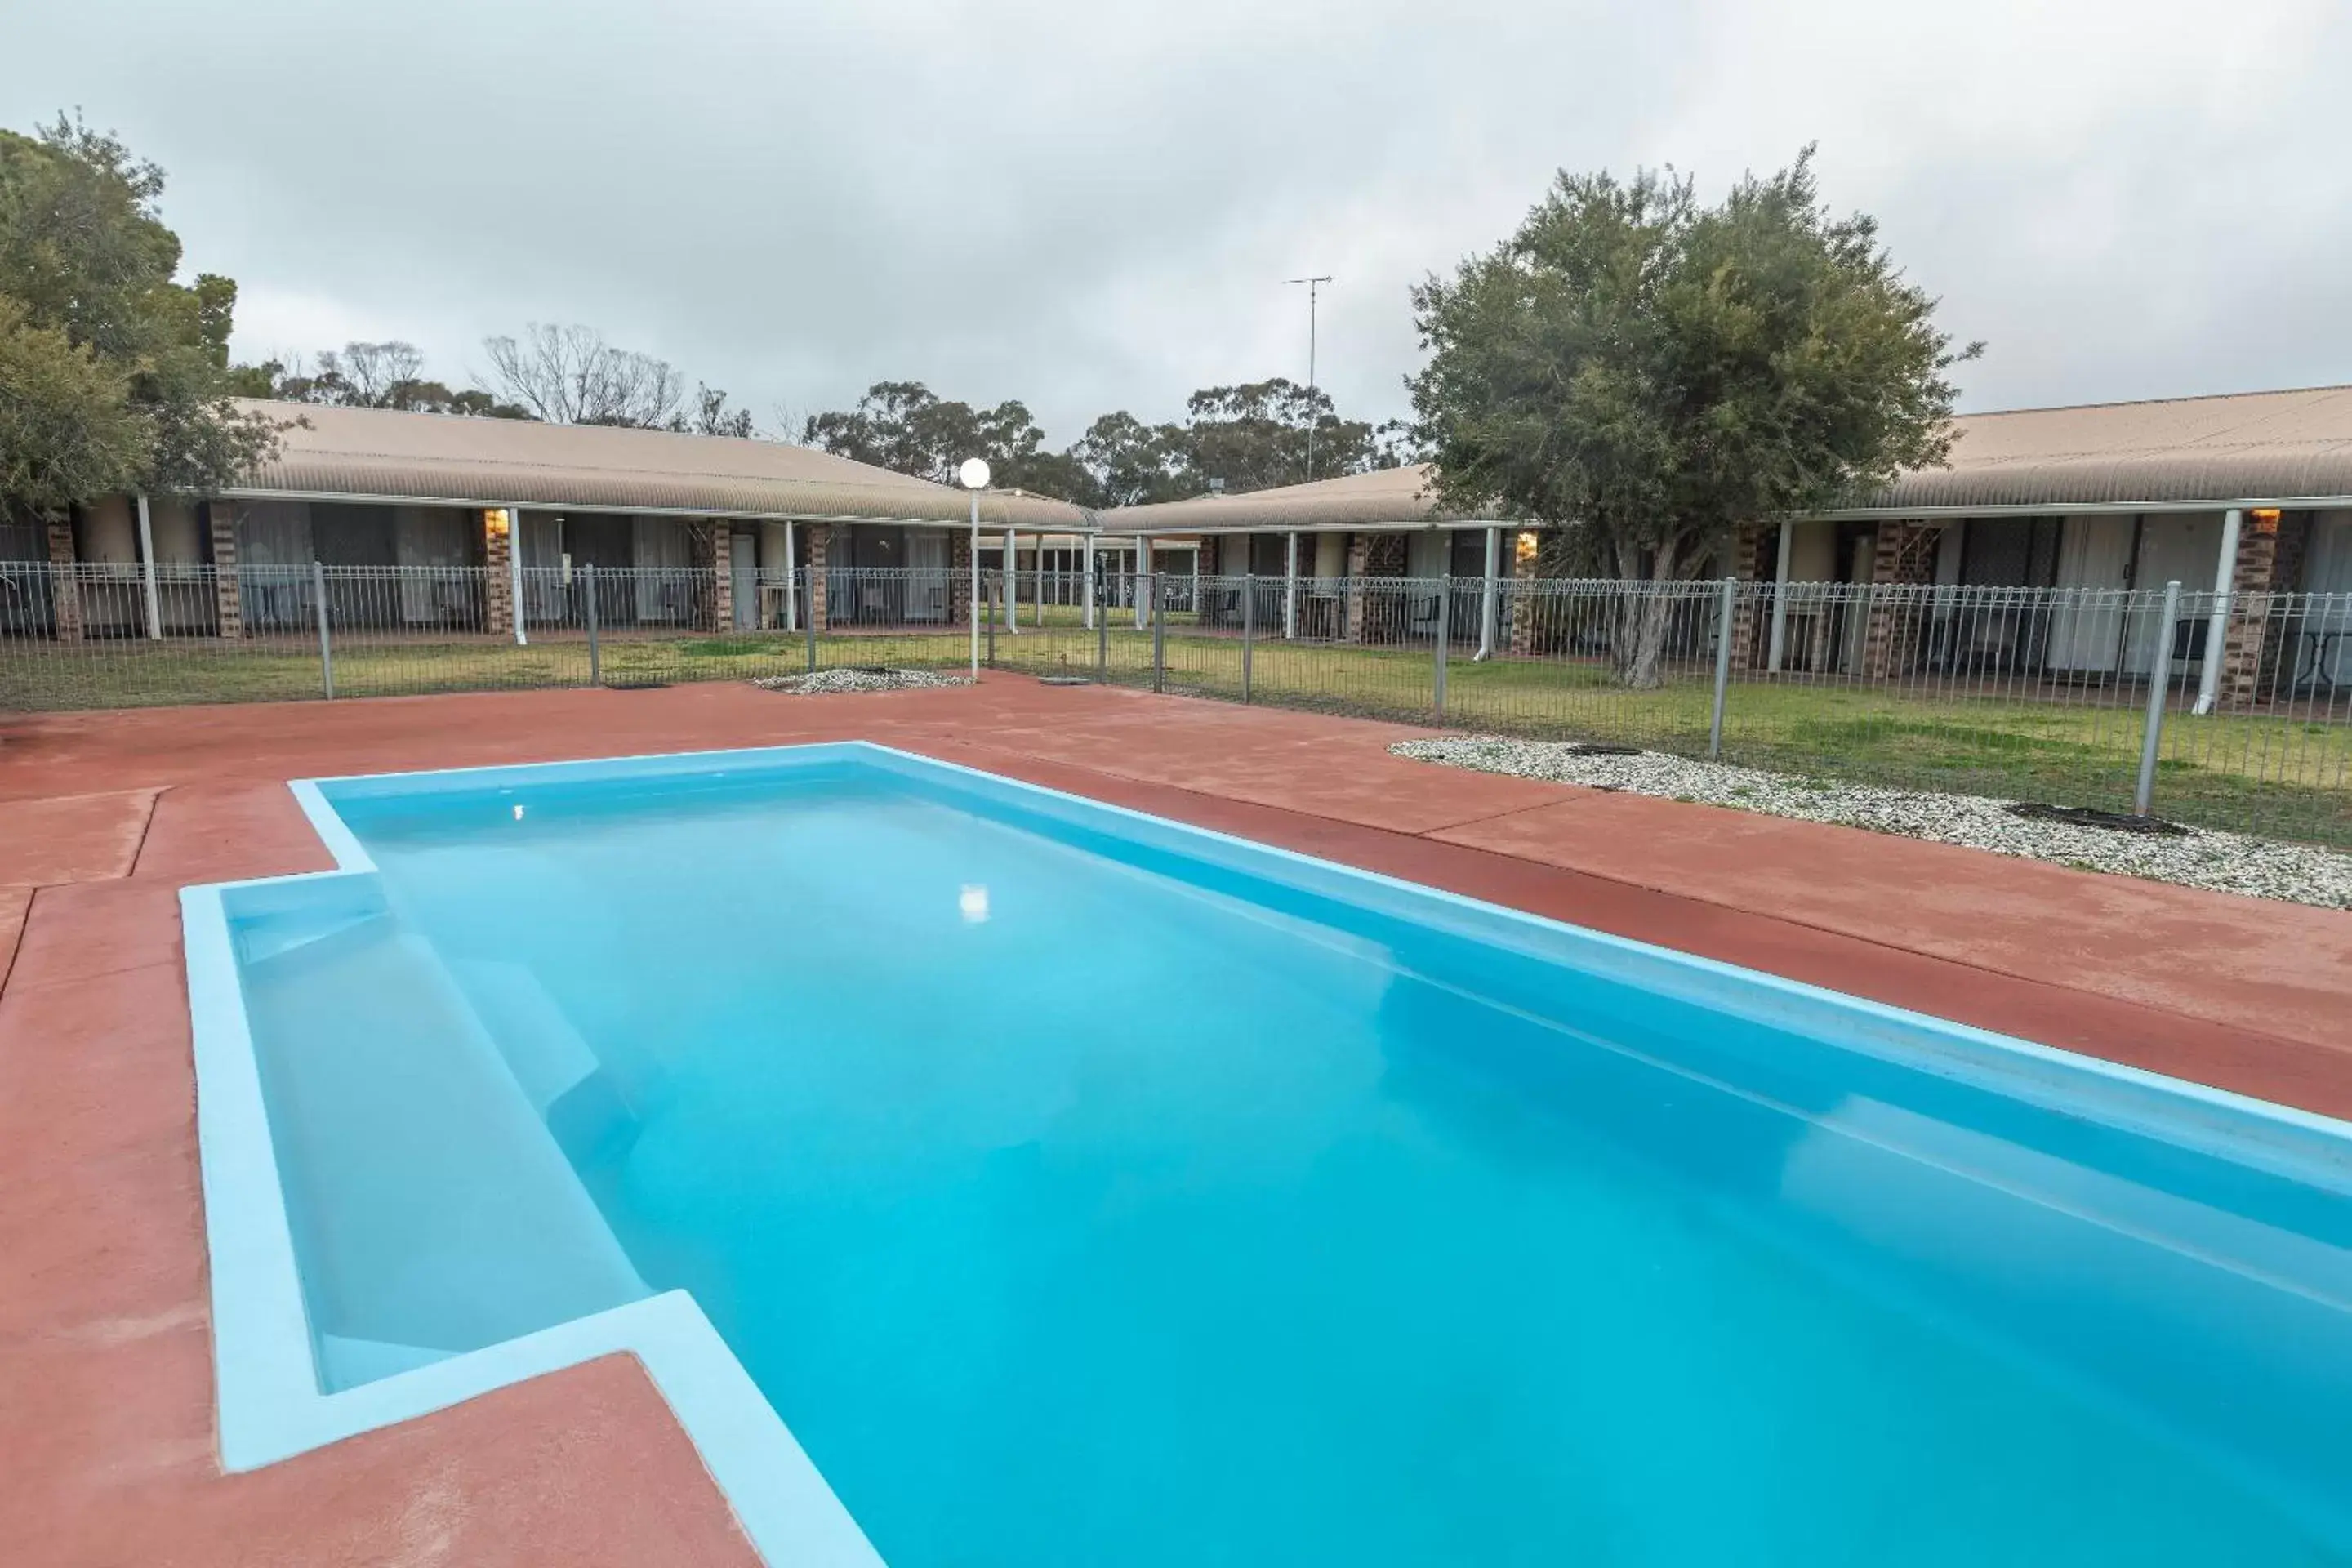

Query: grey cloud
<box><xmin>4</xmin><ymin>0</ymin><xmax>2345</xmax><ymax>443</ymax></box>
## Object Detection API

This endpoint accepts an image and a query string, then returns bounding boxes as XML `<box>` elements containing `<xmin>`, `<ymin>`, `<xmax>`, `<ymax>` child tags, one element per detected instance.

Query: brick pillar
<box><xmin>1343</xmin><ymin>532</ymin><xmax>1369</xmax><ymax>642</ymax></box>
<box><xmin>948</xmin><ymin>527</ymin><xmax>973</xmax><ymax>626</ymax></box>
<box><xmin>2255</xmin><ymin>512</ymin><xmax>2314</xmax><ymax>696</ymax></box>
<box><xmin>1727</xmin><ymin>522</ymin><xmax>1773</xmax><ymax>669</ymax></box>
<box><xmin>698</xmin><ymin>521</ymin><xmax>733</xmax><ymax>631</ymax></box>
<box><xmin>207</xmin><ymin>501</ymin><xmax>242</xmax><ymax>639</ymax></box>
<box><xmin>1508</xmin><ymin>530</ymin><xmax>1539</xmax><ymax>654</ymax></box>
<box><xmin>483</xmin><ymin>509</ymin><xmax>514</xmax><ymax>635</ymax></box>
<box><xmin>47</xmin><ymin>516</ymin><xmax>83</xmax><ymax>643</ymax></box>
<box><xmin>1363</xmin><ymin>533</ymin><xmax>1408</xmax><ymax>642</ymax></box>
<box><xmin>804</xmin><ymin>524</ymin><xmax>831</xmax><ymax>632</ymax></box>
<box><xmin>1862</xmin><ymin>521</ymin><xmax>1937</xmax><ymax>677</ymax></box>
<box><xmin>47</xmin><ymin>516</ymin><xmax>83</xmax><ymax>644</ymax></box>
<box><xmin>2220</xmin><ymin>511</ymin><xmax>2282</xmax><ymax>706</ymax></box>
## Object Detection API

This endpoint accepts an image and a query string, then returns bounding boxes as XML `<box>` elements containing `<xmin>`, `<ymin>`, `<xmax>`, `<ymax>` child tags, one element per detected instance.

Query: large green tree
<box><xmin>0</xmin><ymin>114</ymin><xmax>279</xmax><ymax>523</ymax></box>
<box><xmin>801</xmin><ymin>381</ymin><xmax>1087</xmax><ymax>497</ymax></box>
<box><xmin>802</xmin><ymin>377</ymin><xmax>1410</xmax><ymax>507</ymax></box>
<box><xmin>1410</xmin><ymin>149</ymin><xmax>1971</xmax><ymax>685</ymax></box>
<box><xmin>1067</xmin><ymin>410</ymin><xmax>1190</xmax><ymax>507</ymax></box>
<box><xmin>1178</xmin><ymin>379</ymin><xmax>1402</xmax><ymax>494</ymax></box>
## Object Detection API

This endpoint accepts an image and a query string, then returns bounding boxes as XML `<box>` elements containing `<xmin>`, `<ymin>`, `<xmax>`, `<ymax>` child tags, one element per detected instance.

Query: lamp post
<box><xmin>960</xmin><ymin>457</ymin><xmax>991</xmax><ymax>679</ymax></box>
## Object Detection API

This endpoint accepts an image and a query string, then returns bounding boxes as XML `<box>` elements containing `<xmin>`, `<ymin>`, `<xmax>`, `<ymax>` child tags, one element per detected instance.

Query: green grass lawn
<box><xmin>5</xmin><ymin>622</ymin><xmax>2345</xmax><ymax>847</ymax></box>
<box><xmin>997</xmin><ymin>626</ymin><xmax>2352</xmax><ymax>846</ymax></box>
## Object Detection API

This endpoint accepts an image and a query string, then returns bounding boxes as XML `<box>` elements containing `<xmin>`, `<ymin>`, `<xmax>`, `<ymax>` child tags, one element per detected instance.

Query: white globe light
<box><xmin>958</xmin><ymin>457</ymin><xmax>991</xmax><ymax>490</ymax></box>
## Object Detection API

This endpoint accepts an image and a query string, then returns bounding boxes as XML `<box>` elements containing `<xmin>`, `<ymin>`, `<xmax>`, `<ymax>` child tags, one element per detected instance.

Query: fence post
<box><xmin>1241</xmin><ymin>571</ymin><xmax>1255</xmax><ymax>703</ymax></box>
<box><xmin>805</xmin><ymin>566</ymin><xmax>818</xmax><ymax>674</ymax></box>
<box><xmin>2136</xmin><ymin>579</ymin><xmax>2181</xmax><ymax>816</ymax></box>
<box><xmin>582</xmin><ymin>564</ymin><xmax>601</xmax><ymax>686</ymax></box>
<box><xmin>1433</xmin><ymin>574</ymin><xmax>1451</xmax><ymax>720</ymax></box>
<box><xmin>1152</xmin><ymin>572</ymin><xmax>1165</xmax><ymax>693</ymax></box>
<box><xmin>311</xmin><ymin>559</ymin><xmax>333</xmax><ymax>699</ymax></box>
<box><xmin>1708</xmin><ymin>575</ymin><xmax>1736</xmax><ymax>759</ymax></box>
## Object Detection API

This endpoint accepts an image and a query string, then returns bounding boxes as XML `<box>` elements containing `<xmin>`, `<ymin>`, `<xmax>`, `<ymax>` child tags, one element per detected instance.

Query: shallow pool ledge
<box><xmin>184</xmin><ymin>870</ymin><xmax>887</xmax><ymax>1568</ymax></box>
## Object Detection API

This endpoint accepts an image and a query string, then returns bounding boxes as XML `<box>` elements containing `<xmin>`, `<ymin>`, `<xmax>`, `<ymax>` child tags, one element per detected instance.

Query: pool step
<box><xmin>233</xmin><ymin>880</ymin><xmax>393</xmax><ymax>968</ymax></box>
<box><xmin>450</xmin><ymin>959</ymin><xmax>641</xmax><ymax>1168</ymax></box>
<box><xmin>236</xmin><ymin>915</ymin><xmax>650</xmax><ymax>1392</ymax></box>
<box><xmin>317</xmin><ymin>1332</ymin><xmax>452</xmax><ymax>1388</ymax></box>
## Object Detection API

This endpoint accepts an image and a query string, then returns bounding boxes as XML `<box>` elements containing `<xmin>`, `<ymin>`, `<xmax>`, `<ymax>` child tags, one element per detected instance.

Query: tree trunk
<box><xmin>1611</xmin><ymin>536</ymin><xmax>1681</xmax><ymax>688</ymax></box>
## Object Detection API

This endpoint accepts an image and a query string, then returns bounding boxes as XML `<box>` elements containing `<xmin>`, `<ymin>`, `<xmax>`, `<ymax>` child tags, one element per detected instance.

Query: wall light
<box><xmin>483</xmin><ymin>507</ymin><xmax>511</xmax><ymax>538</ymax></box>
<box><xmin>2250</xmin><ymin>507</ymin><xmax>2282</xmax><ymax>534</ymax></box>
<box><xmin>1514</xmin><ymin>531</ymin><xmax>1539</xmax><ymax>563</ymax></box>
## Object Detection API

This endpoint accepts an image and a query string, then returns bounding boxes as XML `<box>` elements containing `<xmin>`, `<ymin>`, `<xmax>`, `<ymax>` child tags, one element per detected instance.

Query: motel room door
<box><xmin>730</xmin><ymin>530</ymin><xmax>758</xmax><ymax>630</ymax></box>
<box><xmin>2123</xmin><ymin>513</ymin><xmax>2225</xmax><ymax>675</ymax></box>
<box><xmin>906</xmin><ymin>529</ymin><xmax>950</xmax><ymax>622</ymax></box>
<box><xmin>2047</xmin><ymin>515</ymin><xmax>2134</xmax><ymax>675</ymax></box>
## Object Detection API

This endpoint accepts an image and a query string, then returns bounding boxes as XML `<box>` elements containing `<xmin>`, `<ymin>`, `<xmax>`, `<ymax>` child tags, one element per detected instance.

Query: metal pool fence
<box><xmin>4</xmin><ymin>561</ymin><xmax>2348</xmax><ymax>846</ymax></box>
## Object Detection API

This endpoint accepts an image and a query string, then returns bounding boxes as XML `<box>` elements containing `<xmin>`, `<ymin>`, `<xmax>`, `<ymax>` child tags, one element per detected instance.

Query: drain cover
<box><xmin>1038</xmin><ymin>675</ymin><xmax>1093</xmax><ymax>686</ymax></box>
<box><xmin>1564</xmin><ymin>742</ymin><xmax>1643</xmax><ymax>756</ymax></box>
<box><xmin>2004</xmin><ymin>802</ymin><xmax>2188</xmax><ymax>836</ymax></box>
<box><xmin>601</xmin><ymin>679</ymin><xmax>670</xmax><ymax>690</ymax></box>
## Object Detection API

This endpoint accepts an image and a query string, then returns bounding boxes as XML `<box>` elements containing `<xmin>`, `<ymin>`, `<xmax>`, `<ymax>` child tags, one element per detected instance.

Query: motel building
<box><xmin>1092</xmin><ymin>385</ymin><xmax>2352</xmax><ymax>693</ymax></box>
<box><xmin>8</xmin><ymin>385</ymin><xmax>2352</xmax><ymax>701</ymax></box>
<box><xmin>3</xmin><ymin>399</ymin><xmax>1089</xmax><ymax>641</ymax></box>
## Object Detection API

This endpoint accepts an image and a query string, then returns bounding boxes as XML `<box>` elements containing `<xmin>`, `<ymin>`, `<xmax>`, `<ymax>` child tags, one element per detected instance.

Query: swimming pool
<box><xmin>185</xmin><ymin>742</ymin><xmax>2352</xmax><ymax>1566</ymax></box>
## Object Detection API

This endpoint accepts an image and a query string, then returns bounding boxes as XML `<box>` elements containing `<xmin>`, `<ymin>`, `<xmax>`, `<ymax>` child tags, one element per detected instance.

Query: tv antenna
<box><xmin>1284</xmin><ymin>274</ymin><xmax>1333</xmax><ymax>479</ymax></box>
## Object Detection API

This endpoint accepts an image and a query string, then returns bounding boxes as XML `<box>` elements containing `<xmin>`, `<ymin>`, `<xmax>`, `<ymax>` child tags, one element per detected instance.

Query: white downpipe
<box><xmin>1283</xmin><ymin>532</ymin><xmax>1299</xmax><ymax>639</ymax></box>
<box><xmin>1189</xmin><ymin>543</ymin><xmax>1200</xmax><ymax>612</ymax></box>
<box><xmin>510</xmin><ymin>507</ymin><xmax>528</xmax><ymax>646</ymax></box>
<box><xmin>782</xmin><ymin>521</ymin><xmax>798</xmax><ymax>633</ymax></box>
<box><xmin>1476</xmin><ymin>525</ymin><xmax>1500</xmax><ymax>660</ymax></box>
<box><xmin>2194</xmin><ymin>507</ymin><xmax>2243</xmax><ymax>715</ymax></box>
<box><xmin>135</xmin><ymin>492</ymin><xmax>162</xmax><ymax>640</ymax></box>
<box><xmin>1766</xmin><ymin>520</ymin><xmax>1793</xmax><ymax>673</ymax></box>
<box><xmin>1135</xmin><ymin>535</ymin><xmax>1152</xmax><ymax>630</ymax></box>
<box><xmin>1081</xmin><ymin>533</ymin><xmax>1096</xmax><ymax>629</ymax></box>
<box><xmin>1004</xmin><ymin>528</ymin><xmax>1019</xmax><ymax>634</ymax></box>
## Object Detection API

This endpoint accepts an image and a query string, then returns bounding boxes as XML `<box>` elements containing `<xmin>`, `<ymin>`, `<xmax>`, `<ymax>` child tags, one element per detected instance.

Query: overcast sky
<box><xmin>7</xmin><ymin>0</ymin><xmax>2349</xmax><ymax>443</ymax></box>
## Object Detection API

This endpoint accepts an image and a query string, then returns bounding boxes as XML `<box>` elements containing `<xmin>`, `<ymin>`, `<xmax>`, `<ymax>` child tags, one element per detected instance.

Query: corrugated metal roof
<box><xmin>1101</xmin><ymin>464</ymin><xmax>1502</xmax><ymax>533</ymax></box>
<box><xmin>1854</xmin><ymin>385</ymin><xmax>2352</xmax><ymax>514</ymax></box>
<box><xmin>229</xmin><ymin>400</ymin><xmax>1094</xmax><ymax>530</ymax></box>
<box><xmin>1103</xmin><ymin>386</ymin><xmax>2352</xmax><ymax>531</ymax></box>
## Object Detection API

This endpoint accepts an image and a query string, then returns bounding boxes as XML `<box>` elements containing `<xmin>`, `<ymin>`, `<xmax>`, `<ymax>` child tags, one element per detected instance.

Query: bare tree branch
<box><xmin>479</xmin><ymin>323</ymin><xmax>684</xmax><ymax>428</ymax></box>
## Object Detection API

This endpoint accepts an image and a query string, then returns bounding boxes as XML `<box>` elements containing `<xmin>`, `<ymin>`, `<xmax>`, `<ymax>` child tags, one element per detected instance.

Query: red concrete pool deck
<box><xmin>2</xmin><ymin>676</ymin><xmax>2347</xmax><ymax>1566</ymax></box>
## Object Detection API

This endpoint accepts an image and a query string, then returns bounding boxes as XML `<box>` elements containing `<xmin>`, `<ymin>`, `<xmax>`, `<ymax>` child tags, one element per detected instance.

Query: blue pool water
<box><xmin>223</xmin><ymin>746</ymin><xmax>2352</xmax><ymax>1566</ymax></box>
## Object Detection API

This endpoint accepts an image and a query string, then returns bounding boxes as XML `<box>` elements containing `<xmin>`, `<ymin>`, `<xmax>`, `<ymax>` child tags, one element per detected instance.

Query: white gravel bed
<box><xmin>751</xmin><ymin>666</ymin><xmax>971</xmax><ymax>696</ymax></box>
<box><xmin>1391</xmin><ymin>737</ymin><xmax>2352</xmax><ymax>910</ymax></box>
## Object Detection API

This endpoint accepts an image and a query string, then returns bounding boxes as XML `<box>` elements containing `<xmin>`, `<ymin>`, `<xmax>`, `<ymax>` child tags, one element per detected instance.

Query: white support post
<box><xmin>1475</xmin><ymin>524</ymin><xmax>1500</xmax><ymax>661</ymax></box>
<box><xmin>2194</xmin><ymin>507</ymin><xmax>2243</xmax><ymax>715</ymax></box>
<box><xmin>1135</xmin><ymin>535</ymin><xmax>1153</xmax><ymax>630</ymax></box>
<box><xmin>782</xmin><ymin>520</ymin><xmax>798</xmax><ymax>633</ymax></box>
<box><xmin>1283</xmin><ymin>531</ymin><xmax>1299</xmax><ymax>639</ymax></box>
<box><xmin>1036</xmin><ymin>537</ymin><xmax>1046</xmax><ymax>621</ymax></box>
<box><xmin>134</xmin><ymin>492</ymin><xmax>162</xmax><ymax>640</ymax></box>
<box><xmin>1005</xmin><ymin>528</ymin><xmax>1020</xmax><ymax>634</ymax></box>
<box><xmin>510</xmin><ymin>506</ymin><xmax>528</xmax><ymax>646</ymax></box>
<box><xmin>1082</xmin><ymin>533</ymin><xmax>1097</xmax><ymax>630</ymax></box>
<box><xmin>1766</xmin><ymin>519</ymin><xmax>1793</xmax><ymax>673</ymax></box>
